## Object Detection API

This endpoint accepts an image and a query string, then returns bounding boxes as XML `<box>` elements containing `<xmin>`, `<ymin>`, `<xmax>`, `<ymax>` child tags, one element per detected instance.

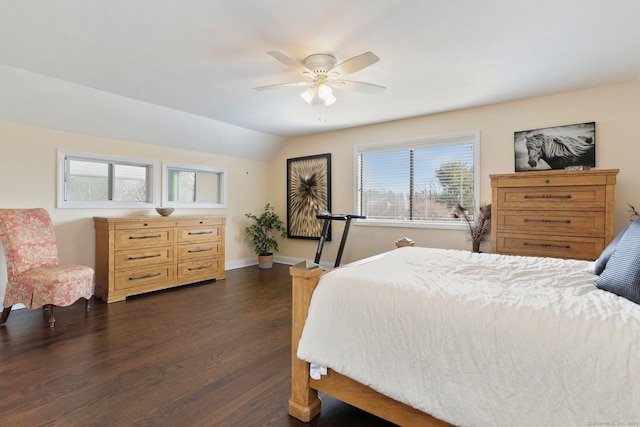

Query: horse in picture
<box><xmin>525</xmin><ymin>133</ymin><xmax>595</xmax><ymax>169</ymax></box>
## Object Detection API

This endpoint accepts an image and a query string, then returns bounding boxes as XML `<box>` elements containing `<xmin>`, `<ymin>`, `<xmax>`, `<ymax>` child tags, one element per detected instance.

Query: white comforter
<box><xmin>297</xmin><ymin>247</ymin><xmax>640</xmax><ymax>427</ymax></box>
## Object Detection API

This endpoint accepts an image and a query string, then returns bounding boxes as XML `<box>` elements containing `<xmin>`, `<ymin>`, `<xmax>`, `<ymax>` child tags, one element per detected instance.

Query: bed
<box><xmin>288</xmin><ymin>244</ymin><xmax>640</xmax><ymax>426</ymax></box>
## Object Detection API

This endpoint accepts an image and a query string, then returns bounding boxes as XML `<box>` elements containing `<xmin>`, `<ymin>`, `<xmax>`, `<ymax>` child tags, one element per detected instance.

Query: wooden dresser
<box><xmin>490</xmin><ymin>169</ymin><xmax>618</xmax><ymax>260</ymax></box>
<box><xmin>94</xmin><ymin>215</ymin><xmax>225</xmax><ymax>303</ymax></box>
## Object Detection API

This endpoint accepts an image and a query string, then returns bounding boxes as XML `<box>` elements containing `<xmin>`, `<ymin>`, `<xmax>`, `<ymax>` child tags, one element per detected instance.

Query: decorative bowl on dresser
<box><xmin>93</xmin><ymin>215</ymin><xmax>225</xmax><ymax>303</ymax></box>
<box><xmin>490</xmin><ymin>169</ymin><xmax>618</xmax><ymax>261</ymax></box>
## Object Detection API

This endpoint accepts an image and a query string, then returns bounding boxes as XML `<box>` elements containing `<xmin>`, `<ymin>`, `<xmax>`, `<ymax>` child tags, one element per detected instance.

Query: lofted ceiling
<box><xmin>1</xmin><ymin>1</ymin><xmax>640</xmax><ymax>144</ymax></box>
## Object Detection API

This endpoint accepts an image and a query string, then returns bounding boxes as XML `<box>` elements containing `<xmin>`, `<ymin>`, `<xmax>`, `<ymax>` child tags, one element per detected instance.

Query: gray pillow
<box><xmin>594</xmin><ymin>223</ymin><xmax>631</xmax><ymax>275</ymax></box>
<box><xmin>595</xmin><ymin>218</ymin><xmax>640</xmax><ymax>304</ymax></box>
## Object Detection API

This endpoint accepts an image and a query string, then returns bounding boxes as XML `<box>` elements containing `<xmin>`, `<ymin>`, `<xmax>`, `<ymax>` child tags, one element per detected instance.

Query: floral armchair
<box><xmin>0</xmin><ymin>209</ymin><xmax>94</xmax><ymax>327</ymax></box>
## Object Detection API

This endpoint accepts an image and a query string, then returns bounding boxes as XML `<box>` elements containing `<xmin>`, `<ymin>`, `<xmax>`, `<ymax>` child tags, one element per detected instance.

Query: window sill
<box><xmin>354</xmin><ymin>219</ymin><xmax>468</xmax><ymax>231</ymax></box>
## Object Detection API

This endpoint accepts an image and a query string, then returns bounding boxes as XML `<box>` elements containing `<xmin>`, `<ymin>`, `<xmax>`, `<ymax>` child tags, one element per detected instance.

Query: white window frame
<box><xmin>57</xmin><ymin>150</ymin><xmax>159</xmax><ymax>209</ymax></box>
<box><xmin>161</xmin><ymin>162</ymin><xmax>227</xmax><ymax>209</ymax></box>
<box><xmin>354</xmin><ymin>131</ymin><xmax>480</xmax><ymax>230</ymax></box>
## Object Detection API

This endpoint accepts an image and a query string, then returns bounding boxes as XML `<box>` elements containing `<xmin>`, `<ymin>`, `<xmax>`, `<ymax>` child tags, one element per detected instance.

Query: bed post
<box><xmin>288</xmin><ymin>265</ymin><xmax>323</xmax><ymax>422</ymax></box>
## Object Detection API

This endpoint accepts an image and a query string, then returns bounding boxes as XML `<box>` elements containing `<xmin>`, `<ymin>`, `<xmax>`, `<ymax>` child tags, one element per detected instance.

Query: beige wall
<box><xmin>271</xmin><ymin>82</ymin><xmax>640</xmax><ymax>265</ymax></box>
<box><xmin>1</xmin><ymin>81</ymin><xmax>639</xmax><ymax>298</ymax></box>
<box><xmin>0</xmin><ymin>119</ymin><xmax>270</xmax><ymax>272</ymax></box>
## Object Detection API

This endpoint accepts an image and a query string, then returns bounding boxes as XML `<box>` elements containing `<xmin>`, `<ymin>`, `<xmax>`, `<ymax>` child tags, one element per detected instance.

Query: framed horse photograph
<box><xmin>514</xmin><ymin>122</ymin><xmax>596</xmax><ymax>172</ymax></box>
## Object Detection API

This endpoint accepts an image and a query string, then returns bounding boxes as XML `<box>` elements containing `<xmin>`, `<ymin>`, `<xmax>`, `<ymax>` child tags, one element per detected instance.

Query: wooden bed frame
<box><xmin>288</xmin><ymin>266</ymin><xmax>453</xmax><ymax>426</ymax></box>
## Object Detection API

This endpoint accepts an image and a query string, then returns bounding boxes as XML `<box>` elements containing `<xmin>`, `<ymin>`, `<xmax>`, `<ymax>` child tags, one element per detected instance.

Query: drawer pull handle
<box><xmin>129</xmin><ymin>234</ymin><xmax>162</xmax><ymax>239</ymax></box>
<box><xmin>128</xmin><ymin>254</ymin><xmax>162</xmax><ymax>260</ymax></box>
<box><xmin>188</xmin><ymin>264</ymin><xmax>213</xmax><ymax>271</ymax></box>
<box><xmin>523</xmin><ymin>242</ymin><xmax>571</xmax><ymax>249</ymax></box>
<box><xmin>188</xmin><ymin>247</ymin><xmax>213</xmax><ymax>253</ymax></box>
<box><xmin>129</xmin><ymin>272</ymin><xmax>162</xmax><ymax>280</ymax></box>
<box><xmin>523</xmin><ymin>219</ymin><xmax>571</xmax><ymax>224</ymax></box>
<box><xmin>188</xmin><ymin>231</ymin><xmax>213</xmax><ymax>235</ymax></box>
<box><xmin>523</xmin><ymin>194</ymin><xmax>572</xmax><ymax>199</ymax></box>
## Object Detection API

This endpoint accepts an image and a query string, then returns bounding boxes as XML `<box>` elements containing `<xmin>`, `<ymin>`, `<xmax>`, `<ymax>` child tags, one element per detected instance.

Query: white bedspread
<box><xmin>297</xmin><ymin>247</ymin><xmax>640</xmax><ymax>426</ymax></box>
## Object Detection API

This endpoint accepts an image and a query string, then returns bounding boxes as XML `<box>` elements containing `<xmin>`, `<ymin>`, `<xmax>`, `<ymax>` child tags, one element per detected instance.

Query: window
<box><xmin>355</xmin><ymin>131</ymin><xmax>480</xmax><ymax>229</ymax></box>
<box><xmin>162</xmin><ymin>163</ymin><xmax>227</xmax><ymax>208</ymax></box>
<box><xmin>58</xmin><ymin>151</ymin><xmax>158</xmax><ymax>208</ymax></box>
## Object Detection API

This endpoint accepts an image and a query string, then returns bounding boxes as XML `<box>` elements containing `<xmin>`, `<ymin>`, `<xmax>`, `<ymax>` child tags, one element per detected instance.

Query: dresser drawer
<box><xmin>114</xmin><ymin>246</ymin><xmax>174</xmax><ymax>270</ymax></box>
<box><xmin>496</xmin><ymin>186</ymin><xmax>605</xmax><ymax>210</ymax></box>
<box><xmin>114</xmin><ymin>265</ymin><xmax>175</xmax><ymax>290</ymax></box>
<box><xmin>496</xmin><ymin>210</ymin><xmax>605</xmax><ymax>236</ymax></box>
<box><xmin>177</xmin><ymin>225</ymin><xmax>223</xmax><ymax>243</ymax></box>
<box><xmin>176</xmin><ymin>218</ymin><xmax>225</xmax><ymax>227</ymax></box>
<box><xmin>177</xmin><ymin>242</ymin><xmax>223</xmax><ymax>261</ymax></box>
<box><xmin>492</xmin><ymin>173</ymin><xmax>611</xmax><ymax>188</ymax></box>
<box><xmin>115</xmin><ymin>228</ymin><xmax>174</xmax><ymax>249</ymax></box>
<box><xmin>115</xmin><ymin>219</ymin><xmax>176</xmax><ymax>229</ymax></box>
<box><xmin>177</xmin><ymin>258</ymin><xmax>224</xmax><ymax>280</ymax></box>
<box><xmin>495</xmin><ymin>233</ymin><xmax>604</xmax><ymax>260</ymax></box>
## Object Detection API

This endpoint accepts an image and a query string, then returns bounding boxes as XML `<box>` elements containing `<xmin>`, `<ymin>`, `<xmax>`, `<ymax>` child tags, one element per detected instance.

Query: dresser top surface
<box><xmin>93</xmin><ymin>215</ymin><xmax>226</xmax><ymax>228</ymax></box>
<box><xmin>490</xmin><ymin>168</ymin><xmax>619</xmax><ymax>180</ymax></box>
<box><xmin>93</xmin><ymin>214</ymin><xmax>225</xmax><ymax>220</ymax></box>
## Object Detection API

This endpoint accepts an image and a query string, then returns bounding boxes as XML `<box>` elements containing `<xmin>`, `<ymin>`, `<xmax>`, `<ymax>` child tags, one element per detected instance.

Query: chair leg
<box><xmin>47</xmin><ymin>304</ymin><xmax>56</xmax><ymax>328</ymax></box>
<box><xmin>0</xmin><ymin>306</ymin><xmax>11</xmax><ymax>325</ymax></box>
<box><xmin>85</xmin><ymin>298</ymin><xmax>90</xmax><ymax>313</ymax></box>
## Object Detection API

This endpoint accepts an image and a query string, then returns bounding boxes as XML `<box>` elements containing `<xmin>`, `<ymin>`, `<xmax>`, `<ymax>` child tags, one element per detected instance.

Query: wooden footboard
<box><xmin>289</xmin><ymin>266</ymin><xmax>452</xmax><ymax>427</ymax></box>
<box><xmin>288</xmin><ymin>266</ymin><xmax>323</xmax><ymax>421</ymax></box>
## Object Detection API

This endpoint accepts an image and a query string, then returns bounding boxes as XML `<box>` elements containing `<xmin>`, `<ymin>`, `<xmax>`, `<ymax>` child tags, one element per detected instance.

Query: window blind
<box><xmin>356</xmin><ymin>132</ymin><xmax>478</xmax><ymax>225</ymax></box>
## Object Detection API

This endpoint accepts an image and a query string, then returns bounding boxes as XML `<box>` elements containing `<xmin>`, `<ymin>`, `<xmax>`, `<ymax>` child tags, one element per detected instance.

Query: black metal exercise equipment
<box><xmin>314</xmin><ymin>212</ymin><xmax>366</xmax><ymax>267</ymax></box>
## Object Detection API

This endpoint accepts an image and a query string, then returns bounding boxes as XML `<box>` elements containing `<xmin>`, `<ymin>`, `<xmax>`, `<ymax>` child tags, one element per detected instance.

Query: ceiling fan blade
<box><xmin>266</xmin><ymin>51</ymin><xmax>311</xmax><ymax>74</ymax></box>
<box><xmin>253</xmin><ymin>81</ymin><xmax>311</xmax><ymax>91</ymax></box>
<box><xmin>329</xmin><ymin>80</ymin><xmax>386</xmax><ymax>94</ymax></box>
<box><xmin>330</xmin><ymin>52</ymin><xmax>380</xmax><ymax>77</ymax></box>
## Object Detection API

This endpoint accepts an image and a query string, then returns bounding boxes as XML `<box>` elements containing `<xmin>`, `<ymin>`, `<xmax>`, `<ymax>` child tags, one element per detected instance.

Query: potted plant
<box><xmin>244</xmin><ymin>203</ymin><xmax>287</xmax><ymax>269</ymax></box>
<box><xmin>453</xmin><ymin>203</ymin><xmax>492</xmax><ymax>253</ymax></box>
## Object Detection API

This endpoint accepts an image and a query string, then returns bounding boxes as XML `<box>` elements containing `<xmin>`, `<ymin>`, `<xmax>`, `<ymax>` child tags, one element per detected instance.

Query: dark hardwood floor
<box><xmin>0</xmin><ymin>263</ymin><xmax>397</xmax><ymax>426</ymax></box>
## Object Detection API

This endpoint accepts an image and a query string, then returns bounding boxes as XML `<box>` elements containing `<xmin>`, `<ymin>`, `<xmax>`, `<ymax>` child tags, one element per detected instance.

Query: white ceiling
<box><xmin>1</xmin><ymin>0</ymin><xmax>640</xmax><ymax>141</ymax></box>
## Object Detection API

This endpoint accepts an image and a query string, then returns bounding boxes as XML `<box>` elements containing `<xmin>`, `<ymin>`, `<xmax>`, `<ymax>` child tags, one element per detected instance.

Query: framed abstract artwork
<box><xmin>514</xmin><ymin>122</ymin><xmax>595</xmax><ymax>172</ymax></box>
<box><xmin>287</xmin><ymin>153</ymin><xmax>331</xmax><ymax>240</ymax></box>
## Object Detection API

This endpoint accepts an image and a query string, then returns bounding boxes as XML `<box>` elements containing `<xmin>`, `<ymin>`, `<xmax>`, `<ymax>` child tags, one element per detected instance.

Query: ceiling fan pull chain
<box><xmin>318</xmin><ymin>106</ymin><xmax>328</xmax><ymax>123</ymax></box>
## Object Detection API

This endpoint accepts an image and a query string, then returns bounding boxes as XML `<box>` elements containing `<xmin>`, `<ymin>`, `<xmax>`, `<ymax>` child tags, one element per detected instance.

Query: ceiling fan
<box><xmin>254</xmin><ymin>51</ymin><xmax>386</xmax><ymax>106</ymax></box>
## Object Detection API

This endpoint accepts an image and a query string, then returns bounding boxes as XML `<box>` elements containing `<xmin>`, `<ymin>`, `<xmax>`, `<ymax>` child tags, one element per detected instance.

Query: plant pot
<box><xmin>258</xmin><ymin>254</ymin><xmax>274</xmax><ymax>269</ymax></box>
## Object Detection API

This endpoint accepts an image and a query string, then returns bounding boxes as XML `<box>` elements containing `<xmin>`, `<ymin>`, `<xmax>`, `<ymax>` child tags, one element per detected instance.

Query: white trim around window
<box><xmin>57</xmin><ymin>150</ymin><xmax>159</xmax><ymax>209</ymax></box>
<box><xmin>161</xmin><ymin>162</ymin><xmax>227</xmax><ymax>209</ymax></box>
<box><xmin>353</xmin><ymin>130</ymin><xmax>480</xmax><ymax>230</ymax></box>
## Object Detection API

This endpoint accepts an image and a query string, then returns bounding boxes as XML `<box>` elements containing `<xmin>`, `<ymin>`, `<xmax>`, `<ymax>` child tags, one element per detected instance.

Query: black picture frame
<box><xmin>514</xmin><ymin>122</ymin><xmax>596</xmax><ymax>172</ymax></box>
<box><xmin>287</xmin><ymin>153</ymin><xmax>332</xmax><ymax>240</ymax></box>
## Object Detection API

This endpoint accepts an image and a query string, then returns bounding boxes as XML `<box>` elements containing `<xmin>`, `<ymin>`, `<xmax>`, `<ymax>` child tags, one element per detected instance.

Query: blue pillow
<box><xmin>595</xmin><ymin>218</ymin><xmax>640</xmax><ymax>305</ymax></box>
<box><xmin>594</xmin><ymin>223</ymin><xmax>631</xmax><ymax>275</ymax></box>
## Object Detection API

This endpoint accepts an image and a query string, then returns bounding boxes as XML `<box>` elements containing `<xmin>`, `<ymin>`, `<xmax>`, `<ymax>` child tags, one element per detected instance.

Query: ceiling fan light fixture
<box><xmin>301</xmin><ymin>87</ymin><xmax>318</xmax><ymax>104</ymax></box>
<box><xmin>318</xmin><ymin>83</ymin><xmax>332</xmax><ymax>99</ymax></box>
<box><xmin>301</xmin><ymin>83</ymin><xmax>336</xmax><ymax>106</ymax></box>
<box><xmin>317</xmin><ymin>83</ymin><xmax>337</xmax><ymax>106</ymax></box>
<box><xmin>323</xmin><ymin>93</ymin><xmax>337</xmax><ymax>106</ymax></box>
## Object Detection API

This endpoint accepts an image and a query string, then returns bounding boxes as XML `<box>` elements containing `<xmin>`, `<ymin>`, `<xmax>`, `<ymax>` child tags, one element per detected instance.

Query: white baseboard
<box><xmin>225</xmin><ymin>258</ymin><xmax>258</xmax><ymax>270</ymax></box>
<box><xmin>226</xmin><ymin>256</ymin><xmax>332</xmax><ymax>271</ymax></box>
<box><xmin>275</xmin><ymin>255</ymin><xmax>333</xmax><ymax>270</ymax></box>
<box><xmin>273</xmin><ymin>255</ymin><xmax>298</xmax><ymax>266</ymax></box>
